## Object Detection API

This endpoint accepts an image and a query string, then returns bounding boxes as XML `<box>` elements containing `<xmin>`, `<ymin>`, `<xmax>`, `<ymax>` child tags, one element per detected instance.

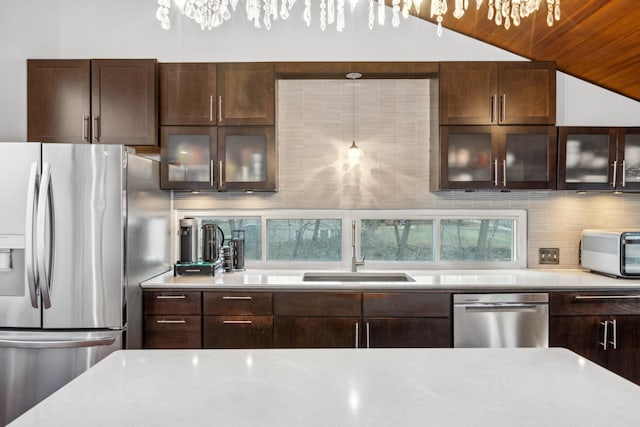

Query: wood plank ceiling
<box><xmin>402</xmin><ymin>1</ymin><xmax>640</xmax><ymax>102</ymax></box>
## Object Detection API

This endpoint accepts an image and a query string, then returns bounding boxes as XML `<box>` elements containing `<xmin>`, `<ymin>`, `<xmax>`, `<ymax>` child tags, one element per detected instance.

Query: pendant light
<box><xmin>346</xmin><ymin>72</ymin><xmax>363</xmax><ymax>166</ymax></box>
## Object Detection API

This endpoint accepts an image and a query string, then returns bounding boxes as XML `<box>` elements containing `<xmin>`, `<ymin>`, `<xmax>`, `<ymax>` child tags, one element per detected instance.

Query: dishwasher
<box><xmin>453</xmin><ymin>293</ymin><xmax>549</xmax><ymax>348</ymax></box>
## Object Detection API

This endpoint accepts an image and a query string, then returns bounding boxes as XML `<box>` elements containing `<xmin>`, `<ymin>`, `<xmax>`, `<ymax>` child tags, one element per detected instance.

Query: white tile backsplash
<box><xmin>174</xmin><ymin>79</ymin><xmax>640</xmax><ymax>268</ymax></box>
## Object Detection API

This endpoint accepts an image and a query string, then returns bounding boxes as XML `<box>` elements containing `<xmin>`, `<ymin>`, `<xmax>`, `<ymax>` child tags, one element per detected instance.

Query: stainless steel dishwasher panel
<box><xmin>453</xmin><ymin>293</ymin><xmax>549</xmax><ymax>348</ymax></box>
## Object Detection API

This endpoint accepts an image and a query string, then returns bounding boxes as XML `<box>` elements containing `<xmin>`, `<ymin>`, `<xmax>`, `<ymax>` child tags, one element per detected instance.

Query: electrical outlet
<box><xmin>539</xmin><ymin>248</ymin><xmax>559</xmax><ymax>264</ymax></box>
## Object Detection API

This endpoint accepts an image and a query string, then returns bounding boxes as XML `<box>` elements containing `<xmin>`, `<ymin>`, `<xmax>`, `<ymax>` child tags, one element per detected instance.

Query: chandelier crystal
<box><xmin>156</xmin><ymin>0</ymin><xmax>560</xmax><ymax>34</ymax></box>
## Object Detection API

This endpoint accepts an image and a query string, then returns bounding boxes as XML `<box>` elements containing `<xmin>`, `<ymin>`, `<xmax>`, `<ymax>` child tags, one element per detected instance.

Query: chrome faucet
<box><xmin>351</xmin><ymin>220</ymin><xmax>365</xmax><ymax>272</ymax></box>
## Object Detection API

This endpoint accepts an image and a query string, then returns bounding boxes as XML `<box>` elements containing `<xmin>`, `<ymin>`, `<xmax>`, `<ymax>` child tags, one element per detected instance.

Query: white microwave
<box><xmin>581</xmin><ymin>229</ymin><xmax>640</xmax><ymax>278</ymax></box>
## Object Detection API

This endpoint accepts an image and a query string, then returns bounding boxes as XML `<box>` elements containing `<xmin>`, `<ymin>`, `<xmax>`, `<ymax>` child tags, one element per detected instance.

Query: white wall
<box><xmin>0</xmin><ymin>0</ymin><xmax>638</xmax><ymax>141</ymax></box>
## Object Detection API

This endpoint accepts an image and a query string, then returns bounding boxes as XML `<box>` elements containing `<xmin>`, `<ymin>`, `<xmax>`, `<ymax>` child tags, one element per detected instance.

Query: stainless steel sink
<box><xmin>302</xmin><ymin>272</ymin><xmax>415</xmax><ymax>282</ymax></box>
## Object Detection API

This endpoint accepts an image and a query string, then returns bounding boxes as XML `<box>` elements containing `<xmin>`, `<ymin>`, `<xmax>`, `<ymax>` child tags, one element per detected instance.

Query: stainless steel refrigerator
<box><xmin>0</xmin><ymin>143</ymin><xmax>171</xmax><ymax>425</ymax></box>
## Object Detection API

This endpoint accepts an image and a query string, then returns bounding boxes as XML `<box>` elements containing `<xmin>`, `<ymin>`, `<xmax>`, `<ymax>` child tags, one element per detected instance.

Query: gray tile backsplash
<box><xmin>174</xmin><ymin>79</ymin><xmax>640</xmax><ymax>268</ymax></box>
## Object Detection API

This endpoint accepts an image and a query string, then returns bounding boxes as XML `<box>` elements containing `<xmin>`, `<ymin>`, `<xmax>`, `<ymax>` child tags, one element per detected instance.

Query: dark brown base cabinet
<box><xmin>362</xmin><ymin>292</ymin><xmax>451</xmax><ymax>348</ymax></box>
<box><xmin>273</xmin><ymin>291</ymin><xmax>452</xmax><ymax>349</ymax></box>
<box><xmin>143</xmin><ymin>291</ymin><xmax>202</xmax><ymax>349</ymax></box>
<box><xmin>549</xmin><ymin>292</ymin><xmax>640</xmax><ymax>385</ymax></box>
<box><xmin>202</xmin><ymin>291</ymin><xmax>273</xmax><ymax>349</ymax></box>
<box><xmin>273</xmin><ymin>291</ymin><xmax>361</xmax><ymax>348</ymax></box>
<box><xmin>143</xmin><ymin>290</ymin><xmax>452</xmax><ymax>350</ymax></box>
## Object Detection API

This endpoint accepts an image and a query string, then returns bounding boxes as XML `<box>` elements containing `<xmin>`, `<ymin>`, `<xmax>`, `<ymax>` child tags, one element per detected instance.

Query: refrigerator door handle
<box><xmin>0</xmin><ymin>336</ymin><xmax>116</xmax><ymax>349</ymax></box>
<box><xmin>25</xmin><ymin>162</ymin><xmax>40</xmax><ymax>308</ymax></box>
<box><xmin>36</xmin><ymin>163</ymin><xmax>54</xmax><ymax>309</ymax></box>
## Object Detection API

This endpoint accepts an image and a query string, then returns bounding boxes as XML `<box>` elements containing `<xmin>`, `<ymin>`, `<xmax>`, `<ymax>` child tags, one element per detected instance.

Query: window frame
<box><xmin>174</xmin><ymin>209</ymin><xmax>527</xmax><ymax>270</ymax></box>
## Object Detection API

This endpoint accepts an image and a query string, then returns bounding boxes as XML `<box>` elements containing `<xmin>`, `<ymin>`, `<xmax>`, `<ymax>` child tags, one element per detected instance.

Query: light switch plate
<box><xmin>539</xmin><ymin>248</ymin><xmax>559</xmax><ymax>264</ymax></box>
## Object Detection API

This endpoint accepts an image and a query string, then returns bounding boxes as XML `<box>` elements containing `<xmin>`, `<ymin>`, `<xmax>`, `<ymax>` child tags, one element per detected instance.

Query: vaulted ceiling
<box><xmin>404</xmin><ymin>1</ymin><xmax>640</xmax><ymax>102</ymax></box>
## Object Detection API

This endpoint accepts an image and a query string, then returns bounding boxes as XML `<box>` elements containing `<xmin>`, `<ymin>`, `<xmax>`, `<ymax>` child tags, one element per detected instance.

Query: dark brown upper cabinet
<box><xmin>28</xmin><ymin>59</ymin><xmax>157</xmax><ymax>146</ymax></box>
<box><xmin>159</xmin><ymin>62</ymin><xmax>274</xmax><ymax>127</ymax></box>
<box><xmin>160</xmin><ymin>125</ymin><xmax>276</xmax><ymax>192</ymax></box>
<box><xmin>558</xmin><ymin>127</ymin><xmax>640</xmax><ymax>191</ymax></box>
<box><xmin>440</xmin><ymin>61</ymin><xmax>556</xmax><ymax>126</ymax></box>
<box><xmin>159</xmin><ymin>63</ymin><xmax>217</xmax><ymax>126</ymax></box>
<box><xmin>434</xmin><ymin>125</ymin><xmax>557</xmax><ymax>191</ymax></box>
<box><xmin>217</xmin><ymin>63</ymin><xmax>275</xmax><ymax>126</ymax></box>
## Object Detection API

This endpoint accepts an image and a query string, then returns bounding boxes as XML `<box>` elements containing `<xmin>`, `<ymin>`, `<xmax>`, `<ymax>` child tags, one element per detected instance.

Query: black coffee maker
<box><xmin>174</xmin><ymin>219</ymin><xmax>224</xmax><ymax>276</ymax></box>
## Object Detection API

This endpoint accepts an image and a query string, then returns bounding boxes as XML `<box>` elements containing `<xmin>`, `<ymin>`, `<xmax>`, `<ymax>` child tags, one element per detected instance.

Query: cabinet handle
<box><xmin>210</xmin><ymin>160</ymin><xmax>215</xmax><ymax>186</ymax></box>
<box><xmin>219</xmin><ymin>160</ymin><xmax>224</xmax><ymax>187</ymax></box>
<box><xmin>599</xmin><ymin>320</ymin><xmax>608</xmax><ymax>350</ymax></box>
<box><xmin>209</xmin><ymin>95</ymin><xmax>214</xmax><ymax>123</ymax></box>
<box><xmin>574</xmin><ymin>295</ymin><xmax>640</xmax><ymax>300</ymax></box>
<box><xmin>222</xmin><ymin>296</ymin><xmax>252</xmax><ymax>300</ymax></box>
<box><xmin>490</xmin><ymin>95</ymin><xmax>497</xmax><ymax>123</ymax></box>
<box><xmin>156</xmin><ymin>295</ymin><xmax>187</xmax><ymax>299</ymax></box>
<box><xmin>493</xmin><ymin>159</ymin><xmax>498</xmax><ymax>186</ymax></box>
<box><xmin>218</xmin><ymin>95</ymin><xmax>223</xmax><ymax>123</ymax></box>
<box><xmin>502</xmin><ymin>159</ymin><xmax>507</xmax><ymax>187</ymax></box>
<box><xmin>223</xmin><ymin>320</ymin><xmax>253</xmax><ymax>324</ymax></box>
<box><xmin>355</xmin><ymin>322</ymin><xmax>359</xmax><ymax>349</ymax></box>
<box><xmin>609</xmin><ymin>319</ymin><xmax>617</xmax><ymax>350</ymax></box>
<box><xmin>366</xmin><ymin>322</ymin><xmax>370</xmax><ymax>349</ymax></box>
<box><xmin>622</xmin><ymin>160</ymin><xmax>627</xmax><ymax>187</ymax></box>
<box><xmin>611</xmin><ymin>160</ymin><xmax>617</xmax><ymax>187</ymax></box>
<box><xmin>92</xmin><ymin>115</ymin><xmax>100</xmax><ymax>142</ymax></box>
<box><xmin>500</xmin><ymin>94</ymin><xmax>506</xmax><ymax>122</ymax></box>
<box><xmin>82</xmin><ymin>115</ymin><xmax>89</xmax><ymax>142</ymax></box>
<box><xmin>156</xmin><ymin>319</ymin><xmax>186</xmax><ymax>324</ymax></box>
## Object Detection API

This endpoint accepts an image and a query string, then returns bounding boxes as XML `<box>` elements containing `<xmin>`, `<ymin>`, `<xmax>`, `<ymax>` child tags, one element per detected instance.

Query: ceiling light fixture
<box><xmin>156</xmin><ymin>0</ymin><xmax>560</xmax><ymax>34</ymax></box>
<box><xmin>346</xmin><ymin>72</ymin><xmax>364</xmax><ymax>167</ymax></box>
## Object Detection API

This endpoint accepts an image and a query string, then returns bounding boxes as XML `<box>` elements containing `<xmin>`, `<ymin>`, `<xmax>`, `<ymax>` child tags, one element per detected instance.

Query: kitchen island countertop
<box><xmin>10</xmin><ymin>348</ymin><xmax>640</xmax><ymax>426</ymax></box>
<box><xmin>141</xmin><ymin>268</ymin><xmax>640</xmax><ymax>291</ymax></box>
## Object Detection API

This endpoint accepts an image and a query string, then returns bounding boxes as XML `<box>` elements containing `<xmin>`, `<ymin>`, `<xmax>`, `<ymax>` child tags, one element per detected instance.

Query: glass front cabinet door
<box><xmin>160</xmin><ymin>126</ymin><xmax>218</xmax><ymax>190</ymax></box>
<box><xmin>557</xmin><ymin>127</ymin><xmax>617</xmax><ymax>191</ymax></box>
<box><xmin>502</xmin><ymin>126</ymin><xmax>557</xmax><ymax>190</ymax></box>
<box><xmin>218</xmin><ymin>126</ymin><xmax>276</xmax><ymax>191</ymax></box>
<box><xmin>439</xmin><ymin>125</ymin><xmax>556</xmax><ymax>190</ymax></box>
<box><xmin>618</xmin><ymin>128</ymin><xmax>640</xmax><ymax>191</ymax></box>
<box><xmin>439</xmin><ymin>126</ymin><xmax>497</xmax><ymax>190</ymax></box>
<box><xmin>161</xmin><ymin>126</ymin><xmax>276</xmax><ymax>191</ymax></box>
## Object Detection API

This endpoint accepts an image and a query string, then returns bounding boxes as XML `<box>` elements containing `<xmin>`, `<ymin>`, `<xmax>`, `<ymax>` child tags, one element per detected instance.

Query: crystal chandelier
<box><xmin>156</xmin><ymin>0</ymin><xmax>560</xmax><ymax>34</ymax></box>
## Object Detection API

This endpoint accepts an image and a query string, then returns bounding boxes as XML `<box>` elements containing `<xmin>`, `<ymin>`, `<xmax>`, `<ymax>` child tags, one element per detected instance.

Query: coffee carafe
<box><xmin>231</xmin><ymin>229</ymin><xmax>245</xmax><ymax>271</ymax></box>
<box><xmin>202</xmin><ymin>224</ymin><xmax>225</xmax><ymax>263</ymax></box>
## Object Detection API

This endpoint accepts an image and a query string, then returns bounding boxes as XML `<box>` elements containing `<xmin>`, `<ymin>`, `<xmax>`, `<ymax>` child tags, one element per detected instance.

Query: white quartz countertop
<box><xmin>141</xmin><ymin>268</ymin><xmax>640</xmax><ymax>290</ymax></box>
<box><xmin>10</xmin><ymin>348</ymin><xmax>640</xmax><ymax>427</ymax></box>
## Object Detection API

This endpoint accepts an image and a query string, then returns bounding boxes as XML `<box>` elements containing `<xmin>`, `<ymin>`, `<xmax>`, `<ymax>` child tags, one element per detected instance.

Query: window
<box><xmin>200</xmin><ymin>217</ymin><xmax>261</xmax><ymax>260</ymax></box>
<box><xmin>178</xmin><ymin>209</ymin><xmax>526</xmax><ymax>269</ymax></box>
<box><xmin>266</xmin><ymin>219</ymin><xmax>342</xmax><ymax>261</ymax></box>
<box><xmin>440</xmin><ymin>219</ymin><xmax>514</xmax><ymax>262</ymax></box>
<box><xmin>361</xmin><ymin>219</ymin><xmax>434</xmax><ymax>261</ymax></box>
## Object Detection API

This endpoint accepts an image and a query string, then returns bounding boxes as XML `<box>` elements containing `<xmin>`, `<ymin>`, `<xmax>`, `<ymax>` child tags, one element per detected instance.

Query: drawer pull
<box><xmin>575</xmin><ymin>295</ymin><xmax>640</xmax><ymax>301</ymax></box>
<box><xmin>156</xmin><ymin>319</ymin><xmax>186</xmax><ymax>324</ymax></box>
<box><xmin>156</xmin><ymin>295</ymin><xmax>187</xmax><ymax>299</ymax></box>
<box><xmin>222</xmin><ymin>296</ymin><xmax>252</xmax><ymax>300</ymax></box>
<box><xmin>223</xmin><ymin>320</ymin><xmax>253</xmax><ymax>324</ymax></box>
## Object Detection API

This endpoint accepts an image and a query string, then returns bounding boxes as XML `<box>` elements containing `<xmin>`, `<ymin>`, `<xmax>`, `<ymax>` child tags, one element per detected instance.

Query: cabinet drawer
<box><xmin>143</xmin><ymin>315</ymin><xmax>201</xmax><ymax>349</ymax></box>
<box><xmin>143</xmin><ymin>291</ymin><xmax>202</xmax><ymax>314</ymax></box>
<box><xmin>203</xmin><ymin>292</ymin><xmax>272</xmax><ymax>315</ymax></box>
<box><xmin>550</xmin><ymin>292</ymin><xmax>640</xmax><ymax>316</ymax></box>
<box><xmin>363</xmin><ymin>292</ymin><xmax>450</xmax><ymax>317</ymax></box>
<box><xmin>274</xmin><ymin>292</ymin><xmax>361</xmax><ymax>316</ymax></box>
<box><xmin>203</xmin><ymin>315</ymin><xmax>273</xmax><ymax>348</ymax></box>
